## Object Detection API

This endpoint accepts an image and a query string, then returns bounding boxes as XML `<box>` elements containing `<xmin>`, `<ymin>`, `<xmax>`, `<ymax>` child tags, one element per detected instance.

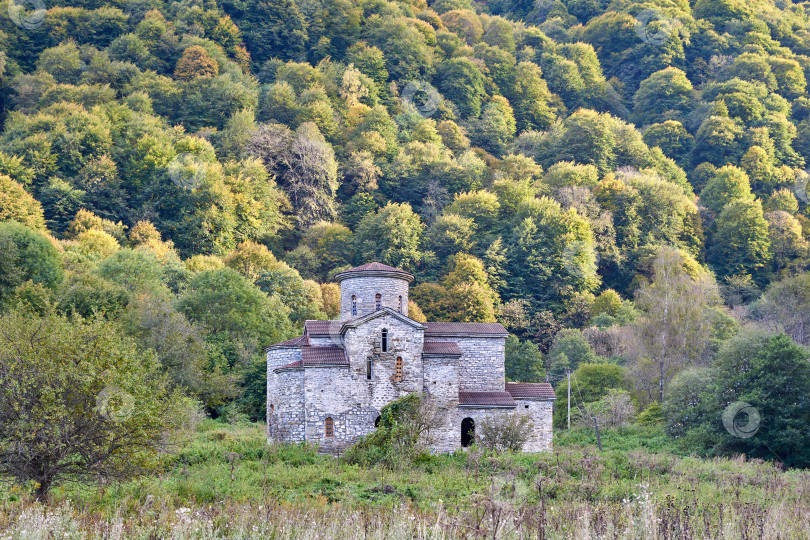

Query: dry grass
<box><xmin>1</xmin><ymin>422</ymin><xmax>809</xmax><ymax>539</ymax></box>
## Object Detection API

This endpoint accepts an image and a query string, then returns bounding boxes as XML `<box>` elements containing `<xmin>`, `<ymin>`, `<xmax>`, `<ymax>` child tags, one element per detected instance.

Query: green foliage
<box><xmin>0</xmin><ymin>309</ymin><xmax>186</xmax><ymax>498</ymax></box>
<box><xmin>554</xmin><ymin>362</ymin><xmax>628</xmax><ymax>428</ymax></box>
<box><xmin>505</xmin><ymin>334</ymin><xmax>545</xmax><ymax>382</ymax></box>
<box><xmin>344</xmin><ymin>393</ymin><xmax>439</xmax><ymax>467</ymax></box>
<box><xmin>0</xmin><ymin>222</ymin><xmax>63</xmax><ymax>303</ymax></box>
<box><xmin>177</xmin><ymin>268</ymin><xmax>293</xmax><ymax>356</ymax></box>
<box><xmin>664</xmin><ymin>331</ymin><xmax>810</xmax><ymax>468</ymax></box>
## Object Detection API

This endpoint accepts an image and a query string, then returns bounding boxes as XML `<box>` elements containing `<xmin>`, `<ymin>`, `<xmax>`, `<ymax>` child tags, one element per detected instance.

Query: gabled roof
<box><xmin>506</xmin><ymin>382</ymin><xmax>556</xmax><ymax>400</ymax></box>
<box><xmin>341</xmin><ymin>307</ymin><xmax>425</xmax><ymax>331</ymax></box>
<box><xmin>459</xmin><ymin>391</ymin><xmax>517</xmax><ymax>408</ymax></box>
<box><xmin>422</xmin><ymin>341</ymin><xmax>462</xmax><ymax>356</ymax></box>
<box><xmin>302</xmin><ymin>346</ymin><xmax>348</xmax><ymax>366</ymax></box>
<box><xmin>304</xmin><ymin>320</ymin><xmax>343</xmax><ymax>337</ymax></box>
<box><xmin>333</xmin><ymin>262</ymin><xmax>415</xmax><ymax>283</ymax></box>
<box><xmin>264</xmin><ymin>335</ymin><xmax>310</xmax><ymax>351</ymax></box>
<box><xmin>274</xmin><ymin>346</ymin><xmax>348</xmax><ymax>372</ymax></box>
<box><xmin>424</xmin><ymin>322</ymin><xmax>509</xmax><ymax>337</ymax></box>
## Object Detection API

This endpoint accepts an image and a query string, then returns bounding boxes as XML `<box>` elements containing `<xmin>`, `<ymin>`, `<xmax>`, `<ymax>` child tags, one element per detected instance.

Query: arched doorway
<box><xmin>461</xmin><ymin>417</ymin><xmax>475</xmax><ymax>447</ymax></box>
<box><xmin>374</xmin><ymin>415</ymin><xmax>381</xmax><ymax>428</ymax></box>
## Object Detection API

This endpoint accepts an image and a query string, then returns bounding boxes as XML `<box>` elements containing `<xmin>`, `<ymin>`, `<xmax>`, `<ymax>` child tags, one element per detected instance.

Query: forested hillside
<box><xmin>1</xmin><ymin>0</ymin><xmax>810</xmax><ymax>474</ymax></box>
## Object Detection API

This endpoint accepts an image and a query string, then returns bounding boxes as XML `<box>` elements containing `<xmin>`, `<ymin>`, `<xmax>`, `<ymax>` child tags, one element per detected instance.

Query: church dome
<box><xmin>334</xmin><ymin>262</ymin><xmax>413</xmax><ymax>321</ymax></box>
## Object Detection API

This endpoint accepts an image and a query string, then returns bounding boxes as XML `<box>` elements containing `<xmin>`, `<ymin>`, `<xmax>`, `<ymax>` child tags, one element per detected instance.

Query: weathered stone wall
<box><xmin>449</xmin><ymin>336</ymin><xmax>506</xmax><ymax>392</ymax></box>
<box><xmin>266</xmin><ymin>348</ymin><xmax>303</xmax><ymax>439</ymax></box>
<box><xmin>423</xmin><ymin>355</ymin><xmax>460</xmax><ymax>452</ymax></box>
<box><xmin>342</xmin><ymin>313</ymin><xmax>424</xmax><ymax>412</ymax></box>
<box><xmin>456</xmin><ymin>407</ymin><xmax>515</xmax><ymax>448</ymax></box>
<box><xmin>339</xmin><ymin>276</ymin><xmax>409</xmax><ymax>321</ymax></box>
<box><xmin>304</xmin><ymin>366</ymin><xmax>377</xmax><ymax>452</ymax></box>
<box><xmin>517</xmin><ymin>400</ymin><xmax>554</xmax><ymax>452</ymax></box>
<box><xmin>455</xmin><ymin>403</ymin><xmax>553</xmax><ymax>452</ymax></box>
<box><xmin>270</xmin><ymin>369</ymin><xmax>305</xmax><ymax>442</ymax></box>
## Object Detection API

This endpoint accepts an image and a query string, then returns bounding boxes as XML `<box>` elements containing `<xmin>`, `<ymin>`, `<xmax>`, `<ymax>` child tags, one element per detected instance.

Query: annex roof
<box><xmin>274</xmin><ymin>346</ymin><xmax>348</xmax><ymax>372</ymax></box>
<box><xmin>505</xmin><ymin>382</ymin><xmax>556</xmax><ymax>400</ymax></box>
<box><xmin>304</xmin><ymin>320</ymin><xmax>343</xmax><ymax>337</ymax></box>
<box><xmin>422</xmin><ymin>341</ymin><xmax>463</xmax><ymax>356</ymax></box>
<box><xmin>458</xmin><ymin>391</ymin><xmax>517</xmax><ymax>408</ymax></box>
<box><xmin>264</xmin><ymin>335</ymin><xmax>310</xmax><ymax>351</ymax></box>
<box><xmin>424</xmin><ymin>322</ymin><xmax>509</xmax><ymax>337</ymax></box>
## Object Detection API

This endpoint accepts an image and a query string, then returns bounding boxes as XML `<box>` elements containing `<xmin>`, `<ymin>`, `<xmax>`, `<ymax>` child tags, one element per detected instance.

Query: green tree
<box><xmin>554</xmin><ymin>362</ymin><xmax>628</xmax><ymax>428</ymax></box>
<box><xmin>354</xmin><ymin>202</ymin><xmax>425</xmax><ymax>271</ymax></box>
<box><xmin>177</xmin><ymin>268</ymin><xmax>293</xmax><ymax>358</ymax></box>
<box><xmin>0</xmin><ymin>310</ymin><xmax>185</xmax><ymax>499</ymax></box>
<box><xmin>0</xmin><ymin>222</ymin><xmax>63</xmax><ymax>303</ymax></box>
<box><xmin>505</xmin><ymin>334</ymin><xmax>545</xmax><ymax>382</ymax></box>
<box><xmin>435</xmin><ymin>58</ymin><xmax>487</xmax><ymax>119</ymax></box>
<box><xmin>0</xmin><ymin>176</ymin><xmax>45</xmax><ymax>230</ymax></box>
<box><xmin>699</xmin><ymin>166</ymin><xmax>754</xmax><ymax>215</ymax></box>
<box><xmin>632</xmin><ymin>68</ymin><xmax>694</xmax><ymax>126</ymax></box>
<box><xmin>709</xmin><ymin>199</ymin><xmax>772</xmax><ymax>280</ymax></box>
<box><xmin>634</xmin><ymin>246</ymin><xmax>720</xmax><ymax>402</ymax></box>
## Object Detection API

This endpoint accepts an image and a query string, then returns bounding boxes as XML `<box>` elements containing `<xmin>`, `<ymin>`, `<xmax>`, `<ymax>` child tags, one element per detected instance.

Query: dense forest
<box><xmin>1</xmin><ymin>0</ymin><xmax>810</xmax><ymax>480</ymax></box>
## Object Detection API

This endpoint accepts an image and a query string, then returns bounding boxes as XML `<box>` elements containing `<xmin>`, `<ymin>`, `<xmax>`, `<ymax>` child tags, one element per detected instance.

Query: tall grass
<box><xmin>1</xmin><ymin>420</ymin><xmax>809</xmax><ymax>539</ymax></box>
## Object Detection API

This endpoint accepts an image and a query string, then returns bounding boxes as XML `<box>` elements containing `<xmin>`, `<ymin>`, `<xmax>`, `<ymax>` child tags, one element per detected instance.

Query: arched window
<box><xmin>461</xmin><ymin>418</ymin><xmax>475</xmax><ymax>447</ymax></box>
<box><xmin>395</xmin><ymin>357</ymin><xmax>403</xmax><ymax>382</ymax></box>
<box><xmin>366</xmin><ymin>358</ymin><xmax>373</xmax><ymax>380</ymax></box>
<box><xmin>381</xmin><ymin>329</ymin><xmax>388</xmax><ymax>352</ymax></box>
<box><xmin>375</xmin><ymin>293</ymin><xmax>382</xmax><ymax>310</ymax></box>
<box><xmin>398</xmin><ymin>295</ymin><xmax>403</xmax><ymax>313</ymax></box>
<box><xmin>325</xmin><ymin>417</ymin><xmax>334</xmax><ymax>437</ymax></box>
<box><xmin>351</xmin><ymin>295</ymin><xmax>357</xmax><ymax>316</ymax></box>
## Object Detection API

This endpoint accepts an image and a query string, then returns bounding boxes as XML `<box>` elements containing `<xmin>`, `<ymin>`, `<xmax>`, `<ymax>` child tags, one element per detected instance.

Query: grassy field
<box><xmin>1</xmin><ymin>420</ymin><xmax>809</xmax><ymax>539</ymax></box>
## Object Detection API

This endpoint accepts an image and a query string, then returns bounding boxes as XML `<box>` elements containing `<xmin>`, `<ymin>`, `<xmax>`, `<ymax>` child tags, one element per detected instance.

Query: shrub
<box><xmin>344</xmin><ymin>393</ymin><xmax>442</xmax><ymax>467</ymax></box>
<box><xmin>477</xmin><ymin>414</ymin><xmax>533</xmax><ymax>452</ymax></box>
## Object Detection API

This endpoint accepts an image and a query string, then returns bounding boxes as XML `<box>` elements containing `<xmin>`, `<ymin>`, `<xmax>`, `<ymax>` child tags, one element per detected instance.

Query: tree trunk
<box><xmin>34</xmin><ymin>479</ymin><xmax>51</xmax><ymax>501</ymax></box>
<box><xmin>659</xmin><ymin>358</ymin><xmax>665</xmax><ymax>403</ymax></box>
<box><xmin>593</xmin><ymin>418</ymin><xmax>602</xmax><ymax>452</ymax></box>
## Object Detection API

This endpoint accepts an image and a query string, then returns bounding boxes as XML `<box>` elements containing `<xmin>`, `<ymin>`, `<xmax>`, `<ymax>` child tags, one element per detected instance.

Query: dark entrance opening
<box><xmin>374</xmin><ymin>415</ymin><xmax>381</xmax><ymax>427</ymax></box>
<box><xmin>461</xmin><ymin>417</ymin><xmax>475</xmax><ymax>447</ymax></box>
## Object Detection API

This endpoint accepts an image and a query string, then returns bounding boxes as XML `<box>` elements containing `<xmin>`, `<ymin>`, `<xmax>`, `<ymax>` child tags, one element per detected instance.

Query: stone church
<box><xmin>265</xmin><ymin>262</ymin><xmax>555</xmax><ymax>453</ymax></box>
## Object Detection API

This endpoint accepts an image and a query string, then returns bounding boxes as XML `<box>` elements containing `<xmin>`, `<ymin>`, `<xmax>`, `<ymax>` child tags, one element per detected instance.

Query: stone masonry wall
<box><xmin>517</xmin><ymin>400</ymin><xmax>554</xmax><ymax>452</ymax></box>
<box><xmin>456</xmin><ymin>403</ymin><xmax>553</xmax><ymax>452</ymax></box>
<box><xmin>339</xmin><ymin>276</ymin><xmax>409</xmax><ymax>321</ymax></box>
<box><xmin>304</xmin><ymin>366</ymin><xmax>377</xmax><ymax>452</ymax></box>
<box><xmin>266</xmin><ymin>348</ymin><xmax>303</xmax><ymax>440</ymax></box>
<box><xmin>271</xmin><ymin>370</ymin><xmax>305</xmax><ymax>442</ymax></box>
<box><xmin>342</xmin><ymin>313</ymin><xmax>424</xmax><ymax>412</ymax></box>
<box><xmin>450</xmin><ymin>336</ymin><xmax>506</xmax><ymax>392</ymax></box>
<box><xmin>423</xmin><ymin>355</ymin><xmax>460</xmax><ymax>452</ymax></box>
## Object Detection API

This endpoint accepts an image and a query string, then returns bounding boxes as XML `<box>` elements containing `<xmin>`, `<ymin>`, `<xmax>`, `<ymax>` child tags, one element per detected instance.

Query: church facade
<box><xmin>265</xmin><ymin>262</ymin><xmax>555</xmax><ymax>453</ymax></box>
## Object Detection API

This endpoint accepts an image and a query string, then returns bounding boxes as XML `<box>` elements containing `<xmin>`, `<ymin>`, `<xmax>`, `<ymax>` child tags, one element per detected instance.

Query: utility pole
<box><xmin>567</xmin><ymin>369</ymin><xmax>571</xmax><ymax>430</ymax></box>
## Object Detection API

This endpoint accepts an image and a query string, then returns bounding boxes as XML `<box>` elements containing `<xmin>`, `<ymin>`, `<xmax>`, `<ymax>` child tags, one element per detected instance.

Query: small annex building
<box><xmin>266</xmin><ymin>262</ymin><xmax>555</xmax><ymax>453</ymax></box>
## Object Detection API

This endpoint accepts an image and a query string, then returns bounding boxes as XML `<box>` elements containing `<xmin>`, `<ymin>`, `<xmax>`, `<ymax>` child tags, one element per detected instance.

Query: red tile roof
<box><xmin>424</xmin><ymin>322</ymin><xmax>508</xmax><ymax>336</ymax></box>
<box><xmin>459</xmin><ymin>391</ymin><xmax>516</xmax><ymax>407</ymax></box>
<box><xmin>422</xmin><ymin>341</ymin><xmax>462</xmax><ymax>356</ymax></box>
<box><xmin>274</xmin><ymin>346</ymin><xmax>349</xmax><ymax>372</ymax></box>
<box><xmin>304</xmin><ymin>320</ymin><xmax>343</xmax><ymax>336</ymax></box>
<box><xmin>272</xmin><ymin>335</ymin><xmax>310</xmax><ymax>347</ymax></box>
<box><xmin>276</xmin><ymin>359</ymin><xmax>303</xmax><ymax>371</ymax></box>
<box><xmin>302</xmin><ymin>346</ymin><xmax>348</xmax><ymax>366</ymax></box>
<box><xmin>506</xmin><ymin>382</ymin><xmax>556</xmax><ymax>400</ymax></box>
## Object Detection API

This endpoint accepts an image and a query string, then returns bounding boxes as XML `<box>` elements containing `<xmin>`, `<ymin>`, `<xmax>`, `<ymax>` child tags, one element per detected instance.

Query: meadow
<box><xmin>1</xmin><ymin>420</ymin><xmax>809</xmax><ymax>539</ymax></box>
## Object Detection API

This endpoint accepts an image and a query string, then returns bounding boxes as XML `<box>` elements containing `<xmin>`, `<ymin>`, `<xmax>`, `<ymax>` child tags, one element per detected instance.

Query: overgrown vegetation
<box><xmin>2</xmin><ymin>420</ymin><xmax>810</xmax><ymax>538</ymax></box>
<box><xmin>2</xmin><ymin>0</ymin><xmax>810</xmax><ymax>523</ymax></box>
